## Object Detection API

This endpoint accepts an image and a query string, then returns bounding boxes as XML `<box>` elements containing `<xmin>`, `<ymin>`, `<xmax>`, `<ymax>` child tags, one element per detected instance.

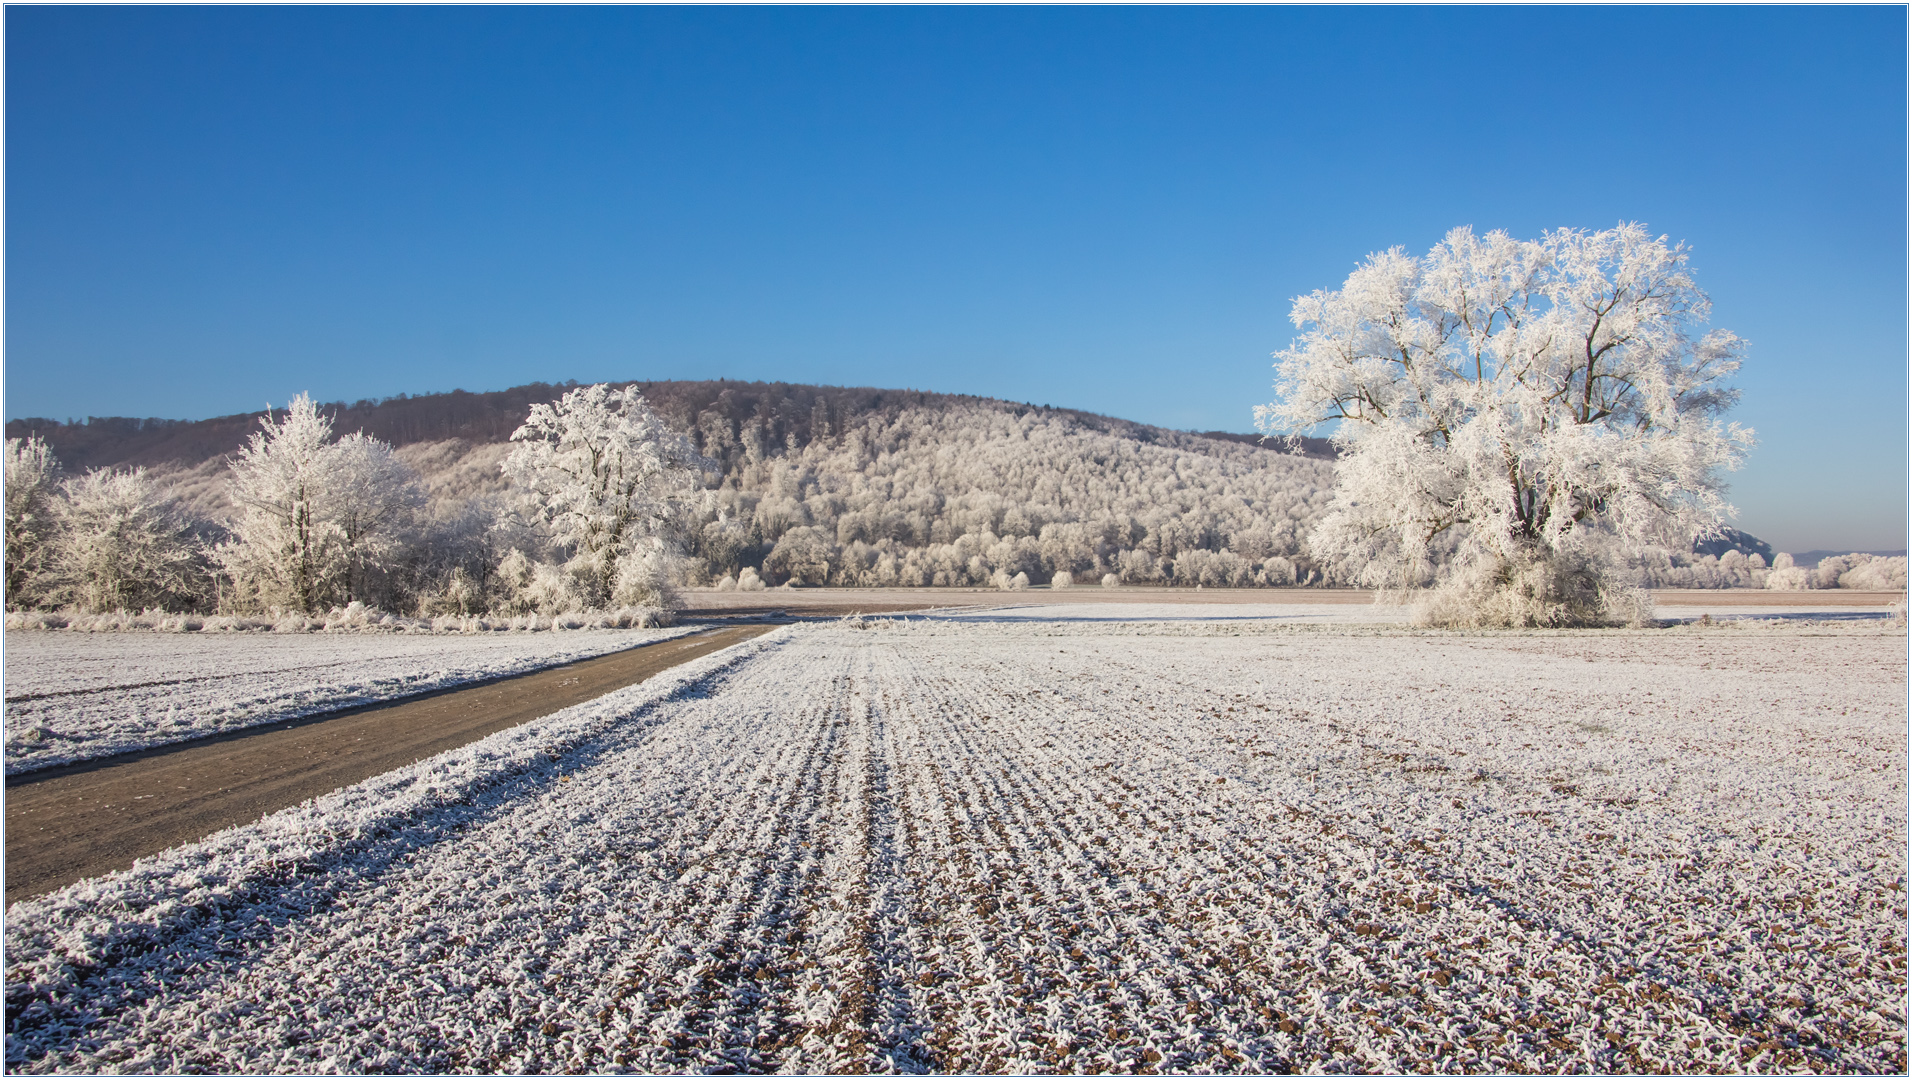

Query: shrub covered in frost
<box><xmin>1820</xmin><ymin>553</ymin><xmax>1908</xmax><ymax>591</ymax></box>
<box><xmin>217</xmin><ymin>394</ymin><xmax>426</xmax><ymax>616</ymax></box>
<box><xmin>991</xmin><ymin>568</ymin><xmax>1029</xmax><ymax>591</ymax></box>
<box><xmin>1408</xmin><ymin>544</ymin><xmax>1654</xmax><ymax>629</ymax></box>
<box><xmin>1765</xmin><ymin>552</ymin><xmax>1910</xmax><ymax>591</ymax></box>
<box><xmin>46</xmin><ymin>466</ymin><xmax>208</xmax><ymax>613</ymax></box>
<box><xmin>4</xmin><ymin>435</ymin><xmax>60</xmax><ymax>608</ymax></box>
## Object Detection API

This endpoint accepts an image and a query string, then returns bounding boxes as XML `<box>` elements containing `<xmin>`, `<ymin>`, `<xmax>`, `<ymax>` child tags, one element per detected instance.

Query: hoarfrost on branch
<box><xmin>216</xmin><ymin>394</ymin><xmax>424</xmax><ymax>615</ymax></box>
<box><xmin>502</xmin><ymin>383</ymin><xmax>706</xmax><ymax>609</ymax></box>
<box><xmin>1257</xmin><ymin>223</ymin><xmax>1754</xmax><ymax>625</ymax></box>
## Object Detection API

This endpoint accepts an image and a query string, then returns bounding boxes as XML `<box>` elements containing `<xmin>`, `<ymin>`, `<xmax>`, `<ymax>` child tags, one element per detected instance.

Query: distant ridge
<box><xmin>4</xmin><ymin>379</ymin><xmax>1337</xmax><ymax>472</ymax></box>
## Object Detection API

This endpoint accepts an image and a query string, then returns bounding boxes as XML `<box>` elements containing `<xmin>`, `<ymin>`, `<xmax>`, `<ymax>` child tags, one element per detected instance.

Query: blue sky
<box><xmin>6</xmin><ymin>6</ymin><xmax>1906</xmax><ymax>552</ymax></box>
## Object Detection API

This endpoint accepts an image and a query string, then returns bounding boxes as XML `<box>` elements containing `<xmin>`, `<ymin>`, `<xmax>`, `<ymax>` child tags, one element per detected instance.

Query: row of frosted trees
<box><xmin>4</xmin><ymin>387</ymin><xmax>1341</xmax><ymax>617</ymax></box>
<box><xmin>4</xmin><ymin>387</ymin><xmax>696</xmax><ymax>618</ymax></box>
<box><xmin>8</xmin><ymin>375</ymin><xmax>1888</xmax><ymax>620</ymax></box>
<box><xmin>1630</xmin><ymin>548</ymin><xmax>1908</xmax><ymax>591</ymax></box>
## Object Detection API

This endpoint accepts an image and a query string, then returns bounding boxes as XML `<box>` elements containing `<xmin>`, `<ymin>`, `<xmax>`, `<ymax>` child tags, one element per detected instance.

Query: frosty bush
<box><xmin>991</xmin><ymin>568</ymin><xmax>1029</xmax><ymax>591</ymax></box>
<box><xmin>1764</xmin><ymin>553</ymin><xmax>1813</xmax><ymax>590</ymax></box>
<box><xmin>1409</xmin><ymin>543</ymin><xmax>1654</xmax><ymax>629</ymax></box>
<box><xmin>1052</xmin><ymin>570</ymin><xmax>1073</xmax><ymax>589</ymax></box>
<box><xmin>1633</xmin><ymin>547</ymin><xmax>1769</xmax><ymax>589</ymax></box>
<box><xmin>1809</xmin><ymin>552</ymin><xmax>1908</xmax><ymax>591</ymax></box>
<box><xmin>490</xmin><ymin>548</ymin><xmax>586</xmax><ymax>616</ymax></box>
<box><xmin>503</xmin><ymin>384</ymin><xmax>704</xmax><ymax>608</ymax></box>
<box><xmin>4</xmin><ymin>436</ymin><xmax>60</xmax><ymax>608</ymax></box>
<box><xmin>611</xmin><ymin>536</ymin><xmax>679</xmax><ymax>609</ymax></box>
<box><xmin>1765</xmin><ymin>552</ymin><xmax>1910</xmax><ymax>591</ymax></box>
<box><xmin>1836</xmin><ymin>555</ymin><xmax>1908</xmax><ymax>591</ymax></box>
<box><xmin>326</xmin><ymin>431</ymin><xmax>425</xmax><ymax>605</ymax></box>
<box><xmin>1259</xmin><ymin>224</ymin><xmax>1751</xmax><ymax>627</ymax></box>
<box><xmin>737</xmin><ymin>566</ymin><xmax>766</xmax><ymax>591</ymax></box>
<box><xmin>1101</xmin><ymin>572</ymin><xmax>1120</xmax><ymax>588</ymax></box>
<box><xmin>764</xmin><ymin>526</ymin><xmax>832</xmax><ymax>586</ymax></box>
<box><xmin>47</xmin><ymin>467</ymin><xmax>207</xmax><ymax>613</ymax></box>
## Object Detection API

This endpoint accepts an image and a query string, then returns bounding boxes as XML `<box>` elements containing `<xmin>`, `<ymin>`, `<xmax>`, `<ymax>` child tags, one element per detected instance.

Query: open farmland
<box><xmin>2</xmin><ymin>627</ymin><xmax>696</xmax><ymax>774</ymax></box>
<box><xmin>5</xmin><ymin>611</ymin><xmax>1906</xmax><ymax>1073</ymax></box>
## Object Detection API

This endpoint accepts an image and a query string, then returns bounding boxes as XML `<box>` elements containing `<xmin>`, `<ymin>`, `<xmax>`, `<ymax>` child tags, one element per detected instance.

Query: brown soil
<box><xmin>681</xmin><ymin>586</ymin><xmax>1381</xmax><ymax>612</ymax></box>
<box><xmin>683</xmin><ymin>586</ymin><xmax>1905</xmax><ymax>613</ymax></box>
<box><xmin>1651</xmin><ymin>589</ymin><xmax>1903</xmax><ymax>607</ymax></box>
<box><xmin>4</xmin><ymin>624</ymin><xmax>771</xmax><ymax>905</ymax></box>
<box><xmin>681</xmin><ymin>599</ymin><xmax>977</xmax><ymax>618</ymax></box>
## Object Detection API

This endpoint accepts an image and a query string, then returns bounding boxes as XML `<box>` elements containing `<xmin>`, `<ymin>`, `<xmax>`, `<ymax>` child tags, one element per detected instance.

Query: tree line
<box><xmin>3</xmin><ymin>384</ymin><xmax>1343</xmax><ymax>618</ymax></box>
<box><xmin>8</xmin><ymin>334</ymin><xmax>1892</xmax><ymax>621</ymax></box>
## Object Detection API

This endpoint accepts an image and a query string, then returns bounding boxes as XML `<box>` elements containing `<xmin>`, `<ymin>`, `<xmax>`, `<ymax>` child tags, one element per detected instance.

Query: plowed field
<box><xmin>6</xmin><ymin>616</ymin><xmax>1904</xmax><ymax>1073</ymax></box>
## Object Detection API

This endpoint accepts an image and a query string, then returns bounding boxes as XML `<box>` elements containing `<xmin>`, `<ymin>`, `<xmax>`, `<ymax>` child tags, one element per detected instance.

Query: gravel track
<box><xmin>5</xmin><ymin>617</ymin><xmax>1904</xmax><ymax>1073</ymax></box>
<box><xmin>2</xmin><ymin>628</ymin><xmax>697</xmax><ymax>774</ymax></box>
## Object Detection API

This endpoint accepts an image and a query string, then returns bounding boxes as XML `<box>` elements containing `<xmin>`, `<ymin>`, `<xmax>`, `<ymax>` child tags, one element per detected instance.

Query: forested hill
<box><xmin>4</xmin><ymin>380</ymin><xmax>1334</xmax><ymax>472</ymax></box>
<box><xmin>10</xmin><ymin>381</ymin><xmax>1345</xmax><ymax>590</ymax></box>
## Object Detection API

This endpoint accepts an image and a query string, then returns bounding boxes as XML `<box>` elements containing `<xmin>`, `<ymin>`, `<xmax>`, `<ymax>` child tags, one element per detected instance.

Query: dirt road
<box><xmin>4</xmin><ymin>624</ymin><xmax>771</xmax><ymax>904</ymax></box>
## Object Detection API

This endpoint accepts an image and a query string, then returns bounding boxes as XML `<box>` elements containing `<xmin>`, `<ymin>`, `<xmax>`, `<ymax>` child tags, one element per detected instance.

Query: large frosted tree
<box><xmin>327</xmin><ymin>430</ymin><xmax>425</xmax><ymax>605</ymax></box>
<box><xmin>1256</xmin><ymin>223</ymin><xmax>1752</xmax><ymax>626</ymax></box>
<box><xmin>503</xmin><ymin>383</ymin><xmax>706</xmax><ymax>608</ymax></box>
<box><xmin>218</xmin><ymin>394</ymin><xmax>423</xmax><ymax>614</ymax></box>
<box><xmin>48</xmin><ymin>467</ymin><xmax>205</xmax><ymax>613</ymax></box>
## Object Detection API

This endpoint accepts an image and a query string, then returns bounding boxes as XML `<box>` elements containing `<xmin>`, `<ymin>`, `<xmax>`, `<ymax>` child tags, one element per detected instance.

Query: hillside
<box><xmin>4</xmin><ymin>380</ymin><xmax>1335</xmax><ymax>474</ymax></box>
<box><xmin>7</xmin><ymin>381</ymin><xmax>1343</xmax><ymax>592</ymax></box>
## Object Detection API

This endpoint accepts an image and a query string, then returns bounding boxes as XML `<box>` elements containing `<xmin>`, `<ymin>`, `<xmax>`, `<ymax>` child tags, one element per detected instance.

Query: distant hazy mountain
<box><xmin>1691</xmin><ymin>527</ymin><xmax>1774</xmax><ymax>563</ymax></box>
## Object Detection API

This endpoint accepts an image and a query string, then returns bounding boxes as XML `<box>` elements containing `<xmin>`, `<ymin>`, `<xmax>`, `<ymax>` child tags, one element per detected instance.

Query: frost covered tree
<box><xmin>48</xmin><ymin>467</ymin><xmax>206</xmax><ymax>612</ymax></box>
<box><xmin>1257</xmin><ymin>224</ymin><xmax>1752</xmax><ymax>626</ymax></box>
<box><xmin>502</xmin><ymin>383</ymin><xmax>705</xmax><ymax>609</ymax></box>
<box><xmin>326</xmin><ymin>431</ymin><xmax>425</xmax><ymax>605</ymax></box>
<box><xmin>218</xmin><ymin>394</ymin><xmax>424</xmax><ymax>614</ymax></box>
<box><xmin>4</xmin><ymin>436</ymin><xmax>60</xmax><ymax>607</ymax></box>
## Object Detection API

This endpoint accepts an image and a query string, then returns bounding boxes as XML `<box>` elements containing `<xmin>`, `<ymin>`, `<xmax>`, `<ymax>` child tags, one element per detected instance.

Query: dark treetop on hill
<box><xmin>4</xmin><ymin>380</ymin><xmax>1338</xmax><ymax>473</ymax></box>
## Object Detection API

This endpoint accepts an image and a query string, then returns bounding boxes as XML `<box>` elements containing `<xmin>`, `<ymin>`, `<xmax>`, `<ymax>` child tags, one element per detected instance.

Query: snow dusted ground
<box><xmin>5</xmin><ymin>613</ymin><xmax>1905</xmax><ymax>1073</ymax></box>
<box><xmin>2</xmin><ymin>627</ymin><xmax>696</xmax><ymax>774</ymax></box>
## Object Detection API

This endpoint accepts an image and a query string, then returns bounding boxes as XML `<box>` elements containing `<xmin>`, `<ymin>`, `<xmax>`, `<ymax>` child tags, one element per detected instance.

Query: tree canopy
<box><xmin>1257</xmin><ymin>223</ymin><xmax>1753</xmax><ymax>625</ymax></box>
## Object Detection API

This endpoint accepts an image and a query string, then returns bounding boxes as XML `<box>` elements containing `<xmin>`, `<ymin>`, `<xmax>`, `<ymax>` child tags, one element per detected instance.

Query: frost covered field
<box><xmin>6</xmin><ymin>612</ymin><xmax>1906</xmax><ymax>1073</ymax></box>
<box><xmin>2</xmin><ymin>628</ymin><xmax>694</xmax><ymax>774</ymax></box>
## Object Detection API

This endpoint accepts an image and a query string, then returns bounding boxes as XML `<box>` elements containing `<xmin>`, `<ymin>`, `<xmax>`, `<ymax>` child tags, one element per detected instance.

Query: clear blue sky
<box><xmin>6</xmin><ymin>6</ymin><xmax>1906</xmax><ymax>552</ymax></box>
